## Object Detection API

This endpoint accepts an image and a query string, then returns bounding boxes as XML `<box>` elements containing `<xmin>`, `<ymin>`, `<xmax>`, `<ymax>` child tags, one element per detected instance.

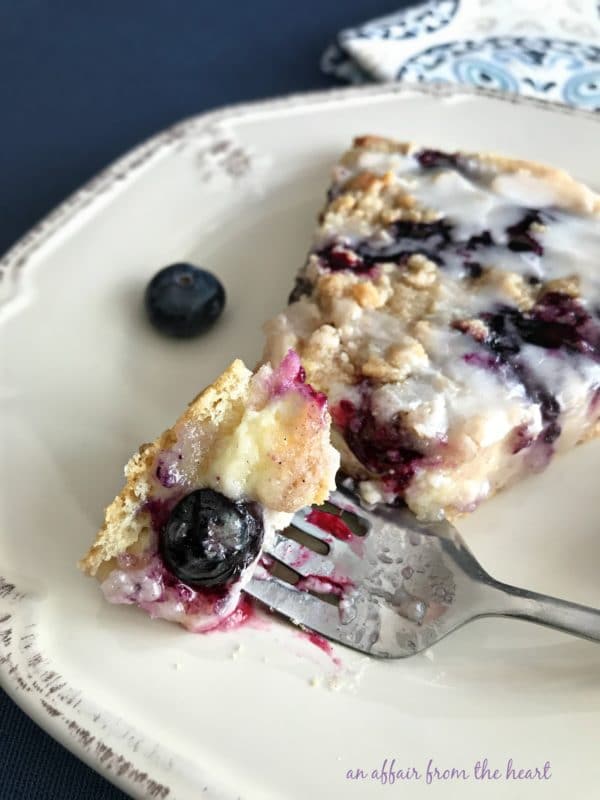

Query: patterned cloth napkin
<box><xmin>322</xmin><ymin>0</ymin><xmax>600</xmax><ymax>110</ymax></box>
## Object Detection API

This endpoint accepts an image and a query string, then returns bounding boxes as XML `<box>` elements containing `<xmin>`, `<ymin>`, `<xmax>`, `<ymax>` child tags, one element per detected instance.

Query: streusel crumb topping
<box><xmin>264</xmin><ymin>136</ymin><xmax>600</xmax><ymax>519</ymax></box>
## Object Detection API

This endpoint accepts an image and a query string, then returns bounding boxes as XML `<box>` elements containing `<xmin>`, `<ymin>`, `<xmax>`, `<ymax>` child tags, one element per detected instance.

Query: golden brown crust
<box><xmin>476</xmin><ymin>267</ymin><xmax>537</xmax><ymax>311</ymax></box>
<box><xmin>475</xmin><ymin>152</ymin><xmax>600</xmax><ymax>216</ymax></box>
<box><xmin>80</xmin><ymin>358</ymin><xmax>339</xmax><ymax>577</ymax></box>
<box><xmin>346</xmin><ymin>136</ymin><xmax>600</xmax><ymax>216</ymax></box>
<box><xmin>263</xmin><ymin>251</ymin><xmax>440</xmax><ymax>397</ymax></box>
<box><xmin>268</xmin><ymin>136</ymin><xmax>600</xmax><ymax>400</ymax></box>
<box><xmin>327</xmin><ymin>136</ymin><xmax>600</xmax><ymax>243</ymax></box>
<box><xmin>79</xmin><ymin>360</ymin><xmax>252</xmax><ymax>576</ymax></box>
<box><xmin>350</xmin><ymin>135</ymin><xmax>411</xmax><ymax>154</ymax></box>
<box><xmin>322</xmin><ymin>169</ymin><xmax>438</xmax><ymax>231</ymax></box>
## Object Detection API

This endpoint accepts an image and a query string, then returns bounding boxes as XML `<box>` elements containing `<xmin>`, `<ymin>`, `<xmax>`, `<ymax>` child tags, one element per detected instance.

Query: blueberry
<box><xmin>317</xmin><ymin>243</ymin><xmax>371</xmax><ymax>274</ymax></box>
<box><xmin>465</xmin><ymin>262</ymin><xmax>483</xmax><ymax>279</ymax></box>
<box><xmin>455</xmin><ymin>297</ymin><xmax>597</xmax><ymax>445</ymax></box>
<box><xmin>357</xmin><ymin>219</ymin><xmax>453</xmax><ymax>265</ymax></box>
<box><xmin>415</xmin><ymin>149</ymin><xmax>459</xmax><ymax>170</ymax></box>
<box><xmin>144</xmin><ymin>263</ymin><xmax>225</xmax><ymax>338</ymax></box>
<box><xmin>160</xmin><ymin>489</ymin><xmax>263</xmax><ymax>589</ymax></box>
<box><xmin>465</xmin><ymin>230</ymin><xmax>493</xmax><ymax>250</ymax></box>
<box><xmin>506</xmin><ymin>211</ymin><xmax>544</xmax><ymax>256</ymax></box>
<box><xmin>332</xmin><ymin>392</ymin><xmax>424</xmax><ymax>495</ymax></box>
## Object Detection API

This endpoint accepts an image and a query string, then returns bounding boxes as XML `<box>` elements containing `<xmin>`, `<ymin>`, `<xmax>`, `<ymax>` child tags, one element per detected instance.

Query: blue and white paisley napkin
<box><xmin>322</xmin><ymin>0</ymin><xmax>600</xmax><ymax>110</ymax></box>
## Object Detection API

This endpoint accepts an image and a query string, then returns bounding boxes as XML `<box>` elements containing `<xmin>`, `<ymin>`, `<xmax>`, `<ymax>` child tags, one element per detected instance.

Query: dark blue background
<box><xmin>0</xmin><ymin>2</ymin><xmax>406</xmax><ymax>798</ymax></box>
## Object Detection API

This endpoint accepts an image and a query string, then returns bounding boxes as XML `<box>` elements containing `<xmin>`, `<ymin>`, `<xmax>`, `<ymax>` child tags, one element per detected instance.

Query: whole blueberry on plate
<box><xmin>144</xmin><ymin>262</ymin><xmax>225</xmax><ymax>337</ymax></box>
<box><xmin>160</xmin><ymin>489</ymin><xmax>264</xmax><ymax>589</ymax></box>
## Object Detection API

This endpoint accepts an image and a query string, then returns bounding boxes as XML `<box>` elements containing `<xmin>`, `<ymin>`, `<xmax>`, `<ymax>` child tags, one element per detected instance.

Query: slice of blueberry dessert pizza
<box><xmin>264</xmin><ymin>135</ymin><xmax>600</xmax><ymax>520</ymax></box>
<box><xmin>79</xmin><ymin>352</ymin><xmax>339</xmax><ymax>631</ymax></box>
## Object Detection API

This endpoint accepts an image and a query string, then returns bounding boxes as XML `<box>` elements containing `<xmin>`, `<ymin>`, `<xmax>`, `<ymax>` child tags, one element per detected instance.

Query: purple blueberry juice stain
<box><xmin>356</xmin><ymin>219</ymin><xmax>453</xmax><ymax>266</ymax></box>
<box><xmin>295</xmin><ymin>573</ymin><xmax>354</xmax><ymax>597</ymax></box>
<box><xmin>313</xmin><ymin>208</ymin><xmax>548</xmax><ymax>281</ymax></box>
<box><xmin>305</xmin><ymin>508</ymin><xmax>366</xmax><ymax>558</ymax></box>
<box><xmin>483</xmin><ymin>292</ymin><xmax>600</xmax><ymax>361</ymax></box>
<box><xmin>463</xmin><ymin>352</ymin><xmax>501</xmax><ymax>370</ymax></box>
<box><xmin>268</xmin><ymin>349</ymin><xmax>327</xmax><ymax>409</ymax></box>
<box><xmin>332</xmin><ymin>390</ymin><xmax>424</xmax><ymax>496</ymax></box>
<box><xmin>415</xmin><ymin>149</ymin><xmax>459</xmax><ymax>170</ymax></box>
<box><xmin>305</xmin><ymin>146</ymin><xmax>553</xmax><ymax>284</ymax></box>
<box><xmin>315</xmin><ymin>221</ymin><xmax>454</xmax><ymax>276</ymax></box>
<box><xmin>506</xmin><ymin>211</ymin><xmax>544</xmax><ymax>256</ymax></box>
<box><xmin>317</xmin><ymin>243</ymin><xmax>375</xmax><ymax>275</ymax></box>
<box><xmin>143</xmin><ymin>496</ymin><xmax>180</xmax><ymax>532</ymax></box>
<box><xmin>530</xmin><ymin>292</ymin><xmax>600</xmax><ymax>358</ymax></box>
<box><xmin>306</xmin><ymin>509</ymin><xmax>354</xmax><ymax>541</ymax></box>
<box><xmin>465</xmin><ymin>262</ymin><xmax>483</xmax><ymax>279</ymax></box>
<box><xmin>286</xmin><ymin>545</ymin><xmax>313</xmax><ymax>570</ymax></box>
<box><xmin>155</xmin><ymin>459</ymin><xmax>179</xmax><ymax>488</ymax></box>
<box><xmin>465</xmin><ymin>230</ymin><xmax>493</xmax><ymax>250</ymax></box>
<box><xmin>459</xmin><ymin>292</ymin><xmax>600</xmax><ymax>449</ymax></box>
<box><xmin>510</xmin><ymin>424</ymin><xmax>535</xmax><ymax>455</ymax></box>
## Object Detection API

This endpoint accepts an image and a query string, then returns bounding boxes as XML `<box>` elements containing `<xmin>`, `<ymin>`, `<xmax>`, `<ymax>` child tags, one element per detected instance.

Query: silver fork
<box><xmin>247</xmin><ymin>486</ymin><xmax>600</xmax><ymax>658</ymax></box>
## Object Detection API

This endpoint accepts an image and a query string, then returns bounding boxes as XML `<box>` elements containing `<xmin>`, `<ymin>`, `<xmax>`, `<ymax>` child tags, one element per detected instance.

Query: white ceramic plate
<box><xmin>2</xmin><ymin>83</ymin><xmax>600</xmax><ymax>800</ymax></box>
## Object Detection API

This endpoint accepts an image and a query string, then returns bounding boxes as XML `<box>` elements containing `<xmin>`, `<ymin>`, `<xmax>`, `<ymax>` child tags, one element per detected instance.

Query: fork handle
<box><xmin>486</xmin><ymin>580</ymin><xmax>600</xmax><ymax>643</ymax></box>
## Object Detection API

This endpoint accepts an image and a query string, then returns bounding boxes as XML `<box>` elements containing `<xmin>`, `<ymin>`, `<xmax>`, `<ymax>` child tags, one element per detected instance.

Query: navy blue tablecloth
<box><xmin>0</xmin><ymin>1</ymin><xmax>402</xmax><ymax>798</ymax></box>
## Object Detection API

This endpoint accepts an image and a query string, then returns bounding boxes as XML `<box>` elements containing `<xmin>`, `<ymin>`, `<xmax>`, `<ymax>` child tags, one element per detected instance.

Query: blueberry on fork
<box><xmin>161</xmin><ymin>489</ymin><xmax>264</xmax><ymax>589</ymax></box>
